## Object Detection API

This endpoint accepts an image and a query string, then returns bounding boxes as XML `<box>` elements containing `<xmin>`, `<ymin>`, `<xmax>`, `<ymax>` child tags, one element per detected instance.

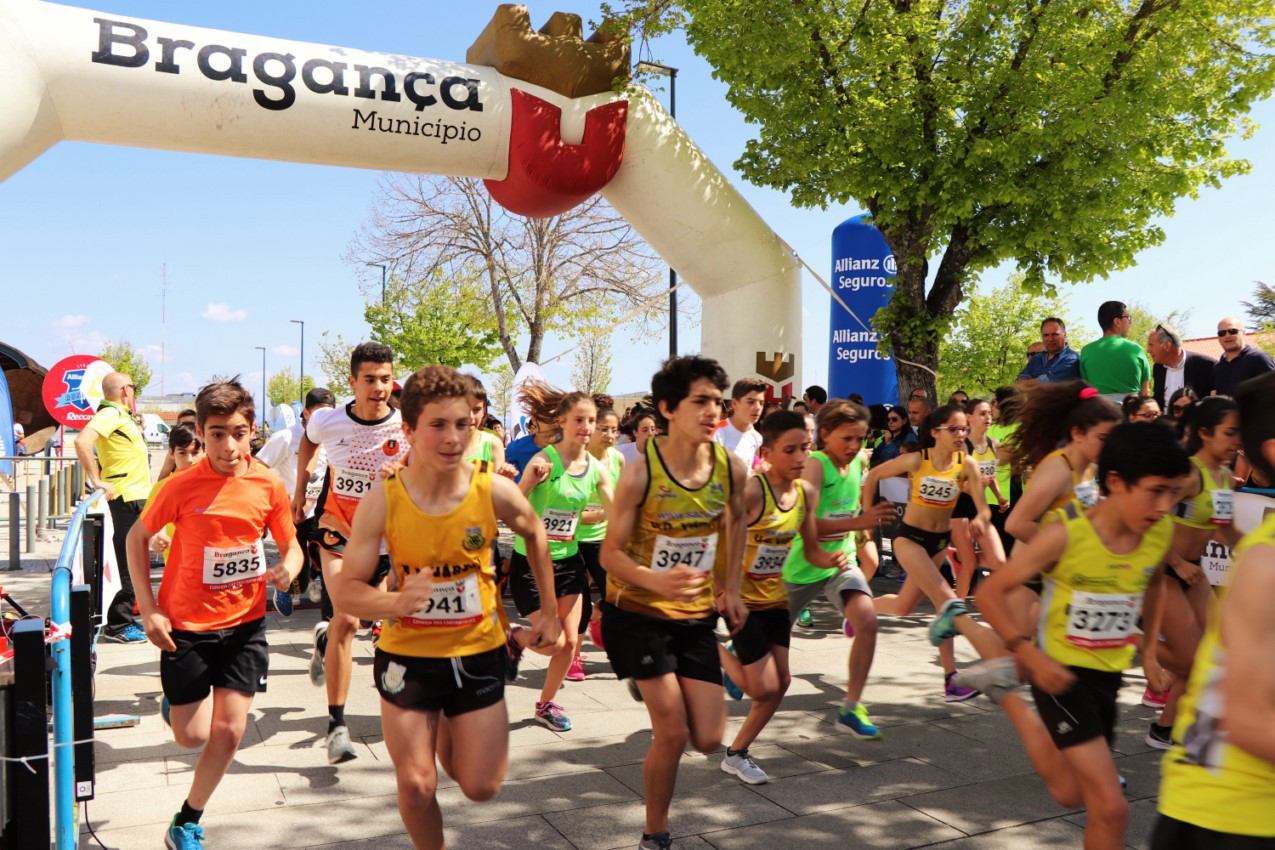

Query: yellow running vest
<box><xmin>608</xmin><ymin>437</ymin><xmax>731</xmax><ymax>619</ymax></box>
<box><xmin>908</xmin><ymin>450</ymin><xmax>964</xmax><ymax>509</ymax></box>
<box><xmin>735</xmin><ymin>476</ymin><xmax>804</xmax><ymax>611</ymax></box>
<box><xmin>1037</xmin><ymin>502</ymin><xmax>1170</xmax><ymax>672</ymax></box>
<box><xmin>376</xmin><ymin>463</ymin><xmax>503</xmax><ymax>658</ymax></box>
<box><xmin>1159</xmin><ymin>515</ymin><xmax>1275</xmax><ymax>837</ymax></box>
<box><xmin>1038</xmin><ymin>448</ymin><xmax>1100</xmax><ymax>514</ymax></box>
<box><xmin>1172</xmin><ymin>455</ymin><xmax>1233</xmax><ymax>530</ymax></box>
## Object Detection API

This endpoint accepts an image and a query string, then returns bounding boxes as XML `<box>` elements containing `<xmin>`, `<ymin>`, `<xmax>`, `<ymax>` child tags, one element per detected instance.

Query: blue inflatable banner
<box><xmin>828</xmin><ymin>215</ymin><xmax>899</xmax><ymax>406</ymax></box>
<box><xmin>0</xmin><ymin>371</ymin><xmax>13</xmax><ymax>479</ymax></box>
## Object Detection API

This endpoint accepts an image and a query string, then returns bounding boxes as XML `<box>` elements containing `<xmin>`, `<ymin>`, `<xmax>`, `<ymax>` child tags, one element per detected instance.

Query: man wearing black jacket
<box><xmin>1148</xmin><ymin>324</ymin><xmax>1214</xmax><ymax>407</ymax></box>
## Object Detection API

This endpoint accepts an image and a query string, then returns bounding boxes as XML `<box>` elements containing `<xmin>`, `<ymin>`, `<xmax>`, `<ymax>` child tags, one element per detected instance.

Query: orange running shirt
<box><xmin>305</xmin><ymin>403</ymin><xmax>406</xmax><ymax>536</ymax></box>
<box><xmin>141</xmin><ymin>456</ymin><xmax>296</xmax><ymax>631</ymax></box>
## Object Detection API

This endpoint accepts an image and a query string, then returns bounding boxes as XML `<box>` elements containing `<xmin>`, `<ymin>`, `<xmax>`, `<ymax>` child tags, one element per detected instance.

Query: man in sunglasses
<box><xmin>74</xmin><ymin>371</ymin><xmax>151</xmax><ymax>643</ymax></box>
<box><xmin>1148</xmin><ymin>323</ymin><xmax>1215</xmax><ymax>408</ymax></box>
<box><xmin>1210</xmin><ymin>316</ymin><xmax>1274</xmax><ymax>398</ymax></box>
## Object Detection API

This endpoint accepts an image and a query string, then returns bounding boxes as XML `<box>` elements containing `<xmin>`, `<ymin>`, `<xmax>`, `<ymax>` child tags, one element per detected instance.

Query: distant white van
<box><xmin>141</xmin><ymin>413</ymin><xmax>170</xmax><ymax>446</ymax></box>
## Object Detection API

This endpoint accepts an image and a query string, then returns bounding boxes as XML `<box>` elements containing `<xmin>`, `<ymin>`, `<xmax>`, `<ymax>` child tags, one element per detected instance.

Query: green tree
<box><xmin>486</xmin><ymin>364</ymin><xmax>515</xmax><ymax>421</ymax></box>
<box><xmin>1242</xmin><ymin>281</ymin><xmax>1275</xmax><ymax>328</ymax></box>
<box><xmin>98</xmin><ymin>340</ymin><xmax>153</xmax><ymax>397</ymax></box>
<box><xmin>937</xmin><ymin>276</ymin><xmax>1084</xmax><ymax>399</ymax></box>
<box><xmin>571</xmin><ymin>335</ymin><xmax>613</xmax><ymax>394</ymax></box>
<box><xmin>607</xmin><ymin>0</ymin><xmax>1274</xmax><ymax>399</ymax></box>
<box><xmin>365</xmin><ymin>271</ymin><xmax>504</xmax><ymax>373</ymax></box>
<box><xmin>267</xmin><ymin>367</ymin><xmax>315</xmax><ymax>407</ymax></box>
<box><xmin>315</xmin><ymin>331</ymin><xmax>354</xmax><ymax>391</ymax></box>
<box><xmin>348</xmin><ymin>175</ymin><xmax>668</xmax><ymax>372</ymax></box>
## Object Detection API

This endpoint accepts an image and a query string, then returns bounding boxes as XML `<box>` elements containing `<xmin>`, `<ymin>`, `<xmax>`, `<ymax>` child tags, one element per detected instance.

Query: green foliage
<box><xmin>98</xmin><ymin>340</ymin><xmax>153</xmax><ymax>397</ymax></box>
<box><xmin>315</xmin><ymin>331</ymin><xmax>353</xmax><ymax>391</ymax></box>
<box><xmin>267</xmin><ymin>367</ymin><xmax>315</xmax><ymax>407</ymax></box>
<box><xmin>365</xmin><ymin>271</ymin><xmax>504</xmax><ymax>373</ymax></box>
<box><xmin>606</xmin><ymin>0</ymin><xmax>1275</xmax><ymax>393</ymax></box>
<box><xmin>571</xmin><ymin>336</ymin><xmax>613</xmax><ymax>394</ymax></box>
<box><xmin>936</xmin><ymin>276</ymin><xmax>1083</xmax><ymax>398</ymax></box>
<box><xmin>1243</xmin><ymin>281</ymin><xmax>1275</xmax><ymax>328</ymax></box>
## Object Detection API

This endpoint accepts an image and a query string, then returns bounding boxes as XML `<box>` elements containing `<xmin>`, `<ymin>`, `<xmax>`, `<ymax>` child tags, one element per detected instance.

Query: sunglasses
<box><xmin>1171</xmin><ymin>403</ymin><xmax>1191</xmax><ymax>413</ymax></box>
<box><xmin>1218</xmin><ymin>328</ymin><xmax>1241</xmax><ymax>337</ymax></box>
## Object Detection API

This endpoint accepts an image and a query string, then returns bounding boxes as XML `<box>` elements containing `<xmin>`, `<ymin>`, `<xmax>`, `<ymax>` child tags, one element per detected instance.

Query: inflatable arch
<box><xmin>0</xmin><ymin>2</ymin><xmax>803</xmax><ymax>396</ymax></box>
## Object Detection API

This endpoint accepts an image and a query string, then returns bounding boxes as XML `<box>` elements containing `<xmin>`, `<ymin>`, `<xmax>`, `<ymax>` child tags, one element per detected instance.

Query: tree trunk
<box><xmin>878</xmin><ymin>224</ymin><xmax>938</xmax><ymax>405</ymax></box>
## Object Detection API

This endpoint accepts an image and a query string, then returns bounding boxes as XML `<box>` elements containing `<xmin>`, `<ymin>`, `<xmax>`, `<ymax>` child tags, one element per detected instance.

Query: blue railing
<box><xmin>50</xmin><ymin>487</ymin><xmax>104</xmax><ymax>850</ymax></box>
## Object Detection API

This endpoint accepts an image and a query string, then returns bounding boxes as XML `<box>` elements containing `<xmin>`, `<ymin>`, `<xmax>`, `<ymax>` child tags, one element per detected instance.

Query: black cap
<box><xmin>305</xmin><ymin>387</ymin><xmax>337</xmax><ymax>409</ymax></box>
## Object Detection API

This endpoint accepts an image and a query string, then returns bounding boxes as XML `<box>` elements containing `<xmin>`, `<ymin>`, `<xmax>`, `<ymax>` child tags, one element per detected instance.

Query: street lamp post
<box><xmin>635</xmin><ymin>61</ymin><xmax>679</xmax><ymax>358</ymax></box>
<box><xmin>290</xmin><ymin>320</ymin><xmax>305</xmax><ymax>408</ymax></box>
<box><xmin>254</xmin><ymin>346</ymin><xmax>266</xmax><ymax>416</ymax></box>
<box><xmin>367</xmin><ymin>263</ymin><xmax>388</xmax><ymax>305</ymax></box>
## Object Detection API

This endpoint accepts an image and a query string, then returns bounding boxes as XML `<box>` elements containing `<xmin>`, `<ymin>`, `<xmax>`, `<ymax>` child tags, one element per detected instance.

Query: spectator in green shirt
<box><xmin>1080</xmin><ymin>301</ymin><xmax>1151</xmax><ymax>403</ymax></box>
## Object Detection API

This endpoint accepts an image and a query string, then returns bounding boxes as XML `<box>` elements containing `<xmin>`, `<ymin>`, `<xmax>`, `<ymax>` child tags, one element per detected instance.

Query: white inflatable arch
<box><xmin>0</xmin><ymin>2</ymin><xmax>802</xmax><ymax>393</ymax></box>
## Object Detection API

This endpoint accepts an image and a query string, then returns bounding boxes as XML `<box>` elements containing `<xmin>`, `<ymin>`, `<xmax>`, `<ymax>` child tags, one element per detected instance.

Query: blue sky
<box><xmin>2</xmin><ymin>0</ymin><xmax>1271</xmax><ymax>412</ymax></box>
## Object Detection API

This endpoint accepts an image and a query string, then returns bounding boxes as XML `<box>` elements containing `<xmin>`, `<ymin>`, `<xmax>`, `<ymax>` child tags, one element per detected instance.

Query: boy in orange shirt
<box><xmin>126</xmin><ymin>378</ymin><xmax>302</xmax><ymax>850</ymax></box>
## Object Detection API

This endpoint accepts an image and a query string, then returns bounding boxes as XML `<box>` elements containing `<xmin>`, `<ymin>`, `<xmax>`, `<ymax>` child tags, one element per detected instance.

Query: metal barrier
<box><xmin>49</xmin><ymin>487</ymin><xmax>105</xmax><ymax>850</ymax></box>
<box><xmin>0</xmin><ymin>455</ymin><xmax>87</xmax><ymax>569</ymax></box>
<box><xmin>0</xmin><ymin>487</ymin><xmax>104</xmax><ymax>848</ymax></box>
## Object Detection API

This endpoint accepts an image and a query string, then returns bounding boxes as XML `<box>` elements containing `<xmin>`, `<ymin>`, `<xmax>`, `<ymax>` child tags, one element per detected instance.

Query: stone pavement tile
<box><xmin>919</xmin><ymin>816</ymin><xmax>1086</xmax><ymax>849</ymax></box>
<box><xmin>545</xmin><ymin>785</ymin><xmax>793</xmax><ymax>850</ymax></box>
<box><xmin>604</xmin><ymin>744</ymin><xmax>827</xmax><ymax>797</ymax></box>
<box><xmin>81</xmin><ymin>772</ymin><xmax>284</xmax><ymax>832</ymax></box>
<box><xmin>749</xmin><ymin>756</ymin><xmax>963</xmax><ymax>816</ymax></box>
<box><xmin>1064</xmin><ymin>795</ymin><xmax>1160</xmax><ymax>850</ymax></box>
<box><xmin>503</xmin><ymin>731</ymin><xmax>653</xmax><ymax>780</ymax></box>
<box><xmin>700</xmin><ymin>798</ymin><xmax>963</xmax><ymax>849</ymax></box>
<box><xmin>903</xmin><ymin>772</ymin><xmax>1080</xmax><ymax>835</ymax></box>
<box><xmin>92</xmin><ymin>717</ymin><xmax>264</xmax><ymax>765</ymax></box>
<box><xmin>93</xmin><ymin>756</ymin><xmax>171</xmax><ymax>793</ymax></box>
<box><xmin>305</xmin><ymin>815</ymin><xmax>580</xmax><ymax>850</ymax></box>
<box><xmin>85</xmin><ymin>792</ymin><xmax>408</xmax><ymax>850</ymax></box>
<box><xmin>437</xmin><ymin>768</ymin><xmax>640</xmax><ymax>827</ymax></box>
<box><xmin>779</xmin><ymin>717</ymin><xmax>981</xmax><ymax>770</ymax></box>
<box><xmin>543</xmin><ymin>705</ymin><xmax>663</xmax><ymax>740</ymax></box>
<box><xmin>1112</xmin><ymin>750</ymin><xmax>1165</xmax><ymax>801</ymax></box>
<box><xmin>507</xmin><ymin>717</ymin><xmax>578</xmax><ymax>747</ymax></box>
<box><xmin>1110</xmin><ymin>712</ymin><xmax>1164</xmax><ymax>757</ymax></box>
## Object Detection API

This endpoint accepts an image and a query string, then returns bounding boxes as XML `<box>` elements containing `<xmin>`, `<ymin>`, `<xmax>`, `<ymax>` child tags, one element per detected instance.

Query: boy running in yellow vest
<box><xmin>717</xmin><ymin>410</ymin><xmax>849</xmax><ymax>784</ymax></box>
<box><xmin>331</xmin><ymin>365</ymin><xmax>559</xmax><ymax>850</ymax></box>
<box><xmin>1152</xmin><ymin>371</ymin><xmax>1275</xmax><ymax>849</ymax></box>
<box><xmin>601</xmin><ymin>356</ymin><xmax>749</xmax><ymax>850</ymax></box>
<box><xmin>973</xmin><ymin>422</ymin><xmax>1190</xmax><ymax>850</ymax></box>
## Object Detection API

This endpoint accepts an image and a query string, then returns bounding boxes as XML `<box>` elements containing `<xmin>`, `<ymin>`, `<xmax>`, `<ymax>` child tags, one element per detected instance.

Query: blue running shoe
<box><xmin>102</xmin><ymin>623</ymin><xmax>147</xmax><ymax>644</ymax></box>
<box><xmin>723</xmin><ymin>670</ymin><xmax>744</xmax><ymax>701</ymax></box>
<box><xmin>928</xmin><ymin>598</ymin><xmax>968</xmax><ymax>646</ymax></box>
<box><xmin>165</xmin><ymin>815</ymin><xmax>205</xmax><ymax>850</ymax></box>
<box><xmin>272</xmin><ymin>587</ymin><xmax>293</xmax><ymax>617</ymax></box>
<box><xmin>797</xmin><ymin>608</ymin><xmax>813</xmax><ymax>628</ymax></box>
<box><xmin>835</xmin><ymin>702</ymin><xmax>882</xmax><ymax>740</ymax></box>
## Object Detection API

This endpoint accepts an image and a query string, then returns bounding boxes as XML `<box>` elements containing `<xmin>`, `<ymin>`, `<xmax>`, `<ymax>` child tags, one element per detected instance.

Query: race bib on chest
<box><xmin>1210</xmin><ymin>489</ymin><xmax>1233</xmax><ymax>525</ymax></box>
<box><xmin>541</xmin><ymin>508</ymin><xmax>580</xmax><ymax>542</ymax></box>
<box><xmin>1074</xmin><ymin>479</ymin><xmax>1100</xmax><ymax>509</ymax></box>
<box><xmin>1065</xmin><ymin>591</ymin><xmax>1140</xmax><ymax>649</ymax></box>
<box><xmin>202</xmin><ymin>541</ymin><xmax>266</xmax><ymax>587</ymax></box>
<box><xmin>978</xmin><ymin>460</ymin><xmax>997</xmax><ymax>480</ymax></box>
<box><xmin>650</xmin><ymin>534</ymin><xmax>717</xmax><ymax>572</ymax></box>
<box><xmin>331</xmin><ymin>465</ymin><xmax>376</xmax><ymax>501</ymax></box>
<box><xmin>748</xmin><ymin>544</ymin><xmax>790</xmax><ymax>578</ymax></box>
<box><xmin>402</xmin><ymin>574</ymin><xmax>482</xmax><ymax>627</ymax></box>
<box><xmin>917</xmin><ymin>476</ymin><xmax>959</xmax><ymax>506</ymax></box>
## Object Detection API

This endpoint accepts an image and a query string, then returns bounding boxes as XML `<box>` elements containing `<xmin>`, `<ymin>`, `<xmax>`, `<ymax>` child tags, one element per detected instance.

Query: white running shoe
<box><xmin>720</xmin><ymin>749</ymin><xmax>769</xmax><ymax>785</ymax></box>
<box><xmin>309</xmin><ymin>621</ymin><xmax>328</xmax><ymax>687</ymax></box>
<box><xmin>326</xmin><ymin>725</ymin><xmax>357</xmax><ymax>764</ymax></box>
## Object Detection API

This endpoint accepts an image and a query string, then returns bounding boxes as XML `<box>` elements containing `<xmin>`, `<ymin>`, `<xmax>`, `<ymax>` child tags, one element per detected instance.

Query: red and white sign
<box><xmin>41</xmin><ymin>354</ymin><xmax>114</xmax><ymax>428</ymax></box>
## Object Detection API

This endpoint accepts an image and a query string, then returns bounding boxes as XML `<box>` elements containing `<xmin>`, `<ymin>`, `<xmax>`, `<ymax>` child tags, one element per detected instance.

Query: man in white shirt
<box><xmin>1147</xmin><ymin>324</ymin><xmax>1215</xmax><ymax>408</ymax></box>
<box><xmin>713</xmin><ymin>378</ymin><xmax>767</xmax><ymax>469</ymax></box>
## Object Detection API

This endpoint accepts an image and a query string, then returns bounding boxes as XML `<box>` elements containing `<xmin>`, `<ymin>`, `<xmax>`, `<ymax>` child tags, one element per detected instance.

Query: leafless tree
<box><xmin>348</xmin><ymin>174</ymin><xmax>669</xmax><ymax>372</ymax></box>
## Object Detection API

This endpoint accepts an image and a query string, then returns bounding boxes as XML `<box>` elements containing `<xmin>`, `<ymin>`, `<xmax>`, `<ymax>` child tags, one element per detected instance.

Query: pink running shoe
<box><xmin>1142</xmin><ymin>687</ymin><xmax>1169</xmax><ymax>709</ymax></box>
<box><xmin>566</xmin><ymin>655</ymin><xmax>586</xmax><ymax>682</ymax></box>
<box><xmin>588</xmin><ymin>617</ymin><xmax>605</xmax><ymax>650</ymax></box>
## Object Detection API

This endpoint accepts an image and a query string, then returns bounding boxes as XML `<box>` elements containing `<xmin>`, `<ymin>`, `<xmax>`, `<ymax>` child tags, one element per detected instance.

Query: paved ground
<box><xmin>2</xmin><ymin>515</ymin><xmax>1168</xmax><ymax>850</ymax></box>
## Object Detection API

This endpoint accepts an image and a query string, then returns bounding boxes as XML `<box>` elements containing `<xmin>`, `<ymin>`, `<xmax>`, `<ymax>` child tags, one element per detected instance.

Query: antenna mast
<box><xmin>161</xmin><ymin>263</ymin><xmax>167</xmax><ymax>397</ymax></box>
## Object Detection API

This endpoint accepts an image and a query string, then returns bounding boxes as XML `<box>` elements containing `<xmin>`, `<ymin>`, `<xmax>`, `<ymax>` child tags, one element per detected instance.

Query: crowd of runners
<box><xmin>94</xmin><ymin>319</ymin><xmax>1275</xmax><ymax>850</ymax></box>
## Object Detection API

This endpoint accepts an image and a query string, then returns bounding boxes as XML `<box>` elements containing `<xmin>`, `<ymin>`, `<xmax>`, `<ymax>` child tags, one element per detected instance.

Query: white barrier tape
<box><xmin>46</xmin><ymin>621</ymin><xmax>72</xmax><ymax>644</ymax></box>
<box><xmin>0</xmin><ymin>737</ymin><xmax>97</xmax><ymax>775</ymax></box>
